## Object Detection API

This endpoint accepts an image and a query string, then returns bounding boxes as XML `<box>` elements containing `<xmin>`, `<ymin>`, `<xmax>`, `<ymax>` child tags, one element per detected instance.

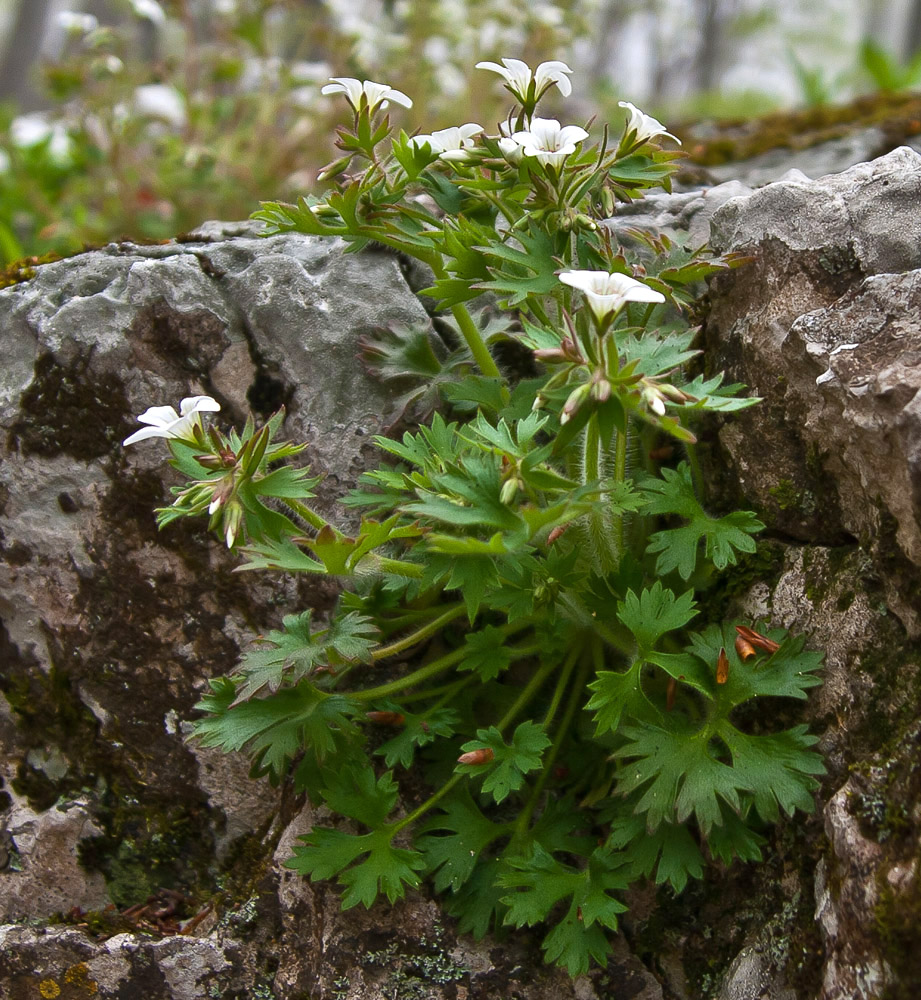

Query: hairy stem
<box><xmin>451</xmin><ymin>303</ymin><xmax>501</xmax><ymax>378</ymax></box>
<box><xmin>371</xmin><ymin>603</ymin><xmax>467</xmax><ymax>661</ymax></box>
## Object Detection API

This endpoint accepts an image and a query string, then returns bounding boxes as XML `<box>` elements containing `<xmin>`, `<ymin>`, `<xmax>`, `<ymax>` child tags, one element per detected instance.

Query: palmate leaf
<box><xmin>681</xmin><ymin>372</ymin><xmax>761</xmax><ymax>413</ymax></box>
<box><xmin>618</xmin><ymin>328</ymin><xmax>700</xmax><ymax>377</ymax></box>
<box><xmin>459</xmin><ymin>625</ymin><xmax>513</xmax><ymax>680</ymax></box>
<box><xmin>499</xmin><ymin>845</ymin><xmax>630</xmax><ymax>976</ymax></box>
<box><xmin>616</xmin><ymin>581</ymin><xmax>697</xmax><ymax>654</ymax></box>
<box><xmin>716</xmin><ymin>722</ymin><xmax>824</xmax><ymax>823</ymax></box>
<box><xmin>686</xmin><ymin>623</ymin><xmax>824</xmax><ymax>704</ymax></box>
<box><xmin>641</xmin><ymin>463</ymin><xmax>764</xmax><ymax>579</ymax></box>
<box><xmin>192</xmin><ymin>678</ymin><xmax>359</xmax><ymax>781</ymax></box>
<box><xmin>586</xmin><ymin>660</ymin><xmax>659</xmax><ymax>736</ymax></box>
<box><xmin>474</xmin><ymin>222</ymin><xmax>561</xmax><ymax>305</ymax></box>
<box><xmin>288</xmin><ymin>827</ymin><xmax>424</xmax><ymax>908</ymax></box>
<box><xmin>420</xmin><ymin>551</ymin><xmax>500</xmax><ymax>620</ymax></box>
<box><xmin>457</xmin><ymin>721</ymin><xmax>552</xmax><ymax>803</ymax></box>
<box><xmin>606</xmin><ymin>810</ymin><xmax>705</xmax><ymax>893</ymax></box>
<box><xmin>418</xmin><ymin>785</ymin><xmax>511</xmax><ymax>892</ymax></box>
<box><xmin>615</xmin><ymin>720</ymin><xmax>750</xmax><ymax>835</ymax></box>
<box><xmin>230</xmin><ymin>610</ymin><xmax>377</xmax><ymax>705</ymax></box>
<box><xmin>319</xmin><ymin>763</ymin><xmax>399</xmax><ymax>828</ymax></box>
<box><xmin>374</xmin><ymin>705</ymin><xmax>460</xmax><ymax>769</ymax></box>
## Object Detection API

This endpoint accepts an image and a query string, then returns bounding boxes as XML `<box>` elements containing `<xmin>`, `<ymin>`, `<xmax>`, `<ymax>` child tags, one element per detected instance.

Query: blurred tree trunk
<box><xmin>905</xmin><ymin>0</ymin><xmax>921</xmax><ymax>59</ymax></box>
<box><xmin>0</xmin><ymin>0</ymin><xmax>52</xmax><ymax>110</ymax></box>
<box><xmin>693</xmin><ymin>0</ymin><xmax>722</xmax><ymax>92</ymax></box>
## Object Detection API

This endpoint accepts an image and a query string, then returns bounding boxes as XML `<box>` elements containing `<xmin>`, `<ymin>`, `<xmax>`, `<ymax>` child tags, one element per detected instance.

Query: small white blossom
<box><xmin>475</xmin><ymin>58</ymin><xmax>573</xmax><ymax>104</ymax></box>
<box><xmin>58</xmin><ymin>11</ymin><xmax>99</xmax><ymax>34</ymax></box>
<box><xmin>10</xmin><ymin>114</ymin><xmax>72</xmax><ymax>161</ymax></box>
<box><xmin>510</xmin><ymin>117</ymin><xmax>588</xmax><ymax>168</ymax></box>
<box><xmin>321</xmin><ymin>77</ymin><xmax>412</xmax><ymax>113</ymax></box>
<box><xmin>559</xmin><ymin>270</ymin><xmax>665</xmax><ymax>321</ymax></box>
<box><xmin>134</xmin><ymin>84</ymin><xmax>186</xmax><ymax>127</ymax></box>
<box><xmin>618</xmin><ymin>101</ymin><xmax>681</xmax><ymax>146</ymax></box>
<box><xmin>123</xmin><ymin>396</ymin><xmax>220</xmax><ymax>446</ymax></box>
<box><xmin>129</xmin><ymin>0</ymin><xmax>167</xmax><ymax>24</ymax></box>
<box><xmin>410</xmin><ymin>123</ymin><xmax>483</xmax><ymax>162</ymax></box>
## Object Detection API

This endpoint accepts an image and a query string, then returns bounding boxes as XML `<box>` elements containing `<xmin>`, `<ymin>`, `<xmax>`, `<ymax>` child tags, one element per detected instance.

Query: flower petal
<box><xmin>180</xmin><ymin>395</ymin><xmax>221</xmax><ymax>416</ymax></box>
<box><xmin>136</xmin><ymin>405</ymin><xmax>181</xmax><ymax>427</ymax></box>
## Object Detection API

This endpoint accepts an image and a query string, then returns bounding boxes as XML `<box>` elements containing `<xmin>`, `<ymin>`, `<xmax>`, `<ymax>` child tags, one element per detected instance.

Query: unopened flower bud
<box><xmin>659</xmin><ymin>383</ymin><xmax>697</xmax><ymax>404</ymax></box>
<box><xmin>561</xmin><ymin>382</ymin><xmax>591</xmax><ymax>424</ymax></box>
<box><xmin>533</xmin><ymin>347</ymin><xmax>567</xmax><ymax>363</ymax></box>
<box><xmin>591</xmin><ymin>377</ymin><xmax>611</xmax><ymax>403</ymax></box>
<box><xmin>600</xmin><ymin>186</ymin><xmax>616</xmax><ymax>218</ymax></box>
<box><xmin>457</xmin><ymin>747</ymin><xmax>494</xmax><ymax>766</ymax></box>
<box><xmin>317</xmin><ymin>155</ymin><xmax>353</xmax><ymax>181</ymax></box>
<box><xmin>500</xmin><ymin>478</ymin><xmax>520</xmax><ymax>504</ymax></box>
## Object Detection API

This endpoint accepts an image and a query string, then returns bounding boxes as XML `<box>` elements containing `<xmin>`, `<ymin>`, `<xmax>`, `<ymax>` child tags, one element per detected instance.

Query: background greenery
<box><xmin>2</xmin><ymin>0</ymin><xmax>921</xmax><ymax>265</ymax></box>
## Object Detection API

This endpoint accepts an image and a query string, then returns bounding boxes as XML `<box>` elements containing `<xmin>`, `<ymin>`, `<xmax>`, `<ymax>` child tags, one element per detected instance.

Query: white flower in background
<box><xmin>213</xmin><ymin>0</ymin><xmax>237</xmax><ymax>13</ymax></box>
<box><xmin>58</xmin><ymin>11</ymin><xmax>99</xmax><ymax>34</ymax></box>
<box><xmin>510</xmin><ymin>117</ymin><xmax>588</xmax><ymax>168</ymax></box>
<box><xmin>123</xmin><ymin>396</ymin><xmax>221</xmax><ymax>446</ymax></box>
<box><xmin>558</xmin><ymin>270</ymin><xmax>665</xmax><ymax>321</ymax></box>
<box><xmin>134</xmin><ymin>84</ymin><xmax>187</xmax><ymax>128</ymax></box>
<box><xmin>410</xmin><ymin>123</ymin><xmax>483</xmax><ymax>162</ymax></box>
<box><xmin>475</xmin><ymin>58</ymin><xmax>573</xmax><ymax>103</ymax></box>
<box><xmin>321</xmin><ymin>77</ymin><xmax>412</xmax><ymax>113</ymax></box>
<box><xmin>618</xmin><ymin>102</ymin><xmax>681</xmax><ymax>146</ymax></box>
<box><xmin>10</xmin><ymin>114</ymin><xmax>72</xmax><ymax>161</ymax></box>
<box><xmin>129</xmin><ymin>0</ymin><xmax>167</xmax><ymax>24</ymax></box>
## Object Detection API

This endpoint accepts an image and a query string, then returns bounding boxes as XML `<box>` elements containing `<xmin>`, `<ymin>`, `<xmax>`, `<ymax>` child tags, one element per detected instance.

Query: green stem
<box><xmin>392</xmin><ymin>773</ymin><xmax>463</xmax><ymax>832</ymax></box>
<box><xmin>370</xmin><ymin>555</ymin><xmax>425</xmax><ymax>579</ymax></box>
<box><xmin>541</xmin><ymin>644</ymin><xmax>581</xmax><ymax>732</ymax></box>
<box><xmin>284</xmin><ymin>498</ymin><xmax>330</xmax><ymax>532</ymax></box>
<box><xmin>613</xmin><ymin>426</ymin><xmax>628</xmax><ymax>554</ymax></box>
<box><xmin>496</xmin><ymin>654</ymin><xmax>558</xmax><ymax>732</ymax></box>
<box><xmin>514</xmin><ymin>650</ymin><xmax>588</xmax><ymax>837</ymax></box>
<box><xmin>398</xmin><ymin>677</ymin><xmax>469</xmax><ymax>705</ymax></box>
<box><xmin>371</xmin><ymin>603</ymin><xmax>466</xmax><ymax>661</ymax></box>
<box><xmin>583</xmin><ymin>414</ymin><xmax>600</xmax><ymax>484</ymax></box>
<box><xmin>451</xmin><ymin>303</ymin><xmax>502</xmax><ymax>379</ymax></box>
<box><xmin>685</xmin><ymin>441</ymin><xmax>704</xmax><ymax>499</ymax></box>
<box><xmin>353</xmin><ymin>626</ymin><xmax>532</xmax><ymax>702</ymax></box>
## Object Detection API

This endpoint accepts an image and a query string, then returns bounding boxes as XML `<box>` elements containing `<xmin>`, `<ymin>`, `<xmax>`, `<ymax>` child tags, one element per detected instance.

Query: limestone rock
<box><xmin>0</xmin><ymin>228</ymin><xmax>427</xmax><ymax>925</ymax></box>
<box><xmin>705</xmin><ymin>146</ymin><xmax>921</xmax><ymax>634</ymax></box>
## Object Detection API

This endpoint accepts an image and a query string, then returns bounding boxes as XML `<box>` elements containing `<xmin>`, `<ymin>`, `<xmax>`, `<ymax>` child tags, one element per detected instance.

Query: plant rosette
<box><xmin>124</xmin><ymin>58</ymin><xmax>824</xmax><ymax>977</ymax></box>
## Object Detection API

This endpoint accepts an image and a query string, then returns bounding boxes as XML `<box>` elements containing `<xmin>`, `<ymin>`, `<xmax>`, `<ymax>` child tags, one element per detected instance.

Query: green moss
<box><xmin>874</xmin><ymin>854</ymin><xmax>921</xmax><ymax>999</ymax></box>
<box><xmin>684</xmin><ymin>91</ymin><xmax>921</xmax><ymax>168</ymax></box>
<box><xmin>0</xmin><ymin>251</ymin><xmax>62</xmax><ymax>290</ymax></box>
<box><xmin>768</xmin><ymin>479</ymin><xmax>817</xmax><ymax>516</ymax></box>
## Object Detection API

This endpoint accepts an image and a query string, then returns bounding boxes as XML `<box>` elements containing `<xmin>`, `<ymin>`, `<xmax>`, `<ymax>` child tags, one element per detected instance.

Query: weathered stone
<box><xmin>705</xmin><ymin>146</ymin><xmax>921</xmax><ymax>634</ymax></box>
<box><xmin>0</xmin><ymin>228</ymin><xmax>428</xmax><ymax>927</ymax></box>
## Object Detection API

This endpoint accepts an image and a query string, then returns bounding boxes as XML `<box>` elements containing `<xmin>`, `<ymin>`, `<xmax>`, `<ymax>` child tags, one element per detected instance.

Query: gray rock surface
<box><xmin>2</xmin><ymin>145</ymin><xmax>921</xmax><ymax>998</ymax></box>
<box><xmin>0</xmin><ymin>227</ymin><xmax>661</xmax><ymax>998</ymax></box>
<box><xmin>706</xmin><ymin>145</ymin><xmax>921</xmax><ymax>634</ymax></box>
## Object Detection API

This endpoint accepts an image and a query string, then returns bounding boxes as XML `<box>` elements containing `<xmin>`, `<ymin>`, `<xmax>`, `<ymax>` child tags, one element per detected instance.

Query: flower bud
<box><xmin>590</xmin><ymin>377</ymin><xmax>611</xmax><ymax>403</ymax></box>
<box><xmin>500</xmin><ymin>478</ymin><xmax>520</xmax><ymax>505</ymax></box>
<box><xmin>457</xmin><ymin>747</ymin><xmax>494</xmax><ymax>766</ymax></box>
<box><xmin>560</xmin><ymin>382</ymin><xmax>591</xmax><ymax>424</ymax></box>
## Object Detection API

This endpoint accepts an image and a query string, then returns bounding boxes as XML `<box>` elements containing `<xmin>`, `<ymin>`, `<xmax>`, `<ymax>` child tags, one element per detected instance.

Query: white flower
<box><xmin>618</xmin><ymin>101</ymin><xmax>681</xmax><ymax>146</ymax></box>
<box><xmin>134</xmin><ymin>84</ymin><xmax>186</xmax><ymax>127</ymax></box>
<box><xmin>321</xmin><ymin>77</ymin><xmax>412</xmax><ymax>113</ymax></box>
<box><xmin>475</xmin><ymin>58</ymin><xmax>573</xmax><ymax>104</ymax></box>
<box><xmin>123</xmin><ymin>396</ymin><xmax>221</xmax><ymax>446</ymax></box>
<box><xmin>129</xmin><ymin>0</ymin><xmax>167</xmax><ymax>24</ymax></box>
<box><xmin>510</xmin><ymin>117</ymin><xmax>588</xmax><ymax>168</ymax></box>
<box><xmin>410</xmin><ymin>123</ymin><xmax>483</xmax><ymax>161</ymax></box>
<box><xmin>10</xmin><ymin>114</ymin><xmax>72</xmax><ymax>161</ymax></box>
<box><xmin>558</xmin><ymin>270</ymin><xmax>665</xmax><ymax>321</ymax></box>
<box><xmin>58</xmin><ymin>11</ymin><xmax>99</xmax><ymax>34</ymax></box>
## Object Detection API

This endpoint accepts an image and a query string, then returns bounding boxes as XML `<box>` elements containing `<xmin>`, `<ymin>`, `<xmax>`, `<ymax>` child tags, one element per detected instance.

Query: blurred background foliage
<box><xmin>1</xmin><ymin>0</ymin><xmax>921</xmax><ymax>266</ymax></box>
